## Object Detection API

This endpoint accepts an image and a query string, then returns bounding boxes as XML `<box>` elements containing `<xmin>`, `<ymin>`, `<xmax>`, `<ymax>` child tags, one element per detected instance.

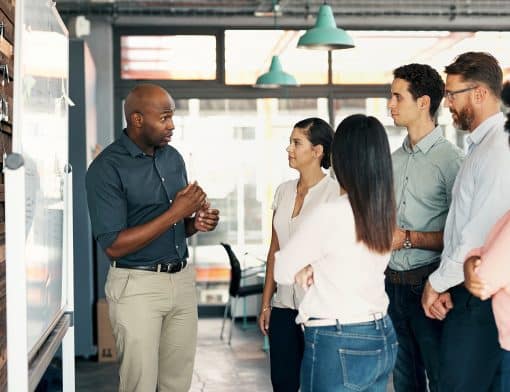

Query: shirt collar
<box><xmin>120</xmin><ymin>129</ymin><xmax>146</xmax><ymax>158</ymax></box>
<box><xmin>466</xmin><ymin>112</ymin><xmax>505</xmax><ymax>148</ymax></box>
<box><xmin>308</xmin><ymin>174</ymin><xmax>330</xmax><ymax>193</ymax></box>
<box><xmin>402</xmin><ymin>125</ymin><xmax>442</xmax><ymax>154</ymax></box>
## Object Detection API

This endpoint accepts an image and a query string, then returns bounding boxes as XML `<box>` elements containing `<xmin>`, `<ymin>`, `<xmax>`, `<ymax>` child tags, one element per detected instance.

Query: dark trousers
<box><xmin>439</xmin><ymin>285</ymin><xmax>503</xmax><ymax>392</ymax></box>
<box><xmin>386</xmin><ymin>278</ymin><xmax>442</xmax><ymax>392</ymax></box>
<box><xmin>268</xmin><ymin>307</ymin><xmax>304</xmax><ymax>392</ymax></box>
<box><xmin>503</xmin><ymin>350</ymin><xmax>510</xmax><ymax>392</ymax></box>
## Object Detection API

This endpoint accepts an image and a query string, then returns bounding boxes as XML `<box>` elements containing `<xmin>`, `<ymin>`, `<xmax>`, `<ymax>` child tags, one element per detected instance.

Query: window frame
<box><xmin>113</xmin><ymin>26</ymin><xmax>390</xmax><ymax>136</ymax></box>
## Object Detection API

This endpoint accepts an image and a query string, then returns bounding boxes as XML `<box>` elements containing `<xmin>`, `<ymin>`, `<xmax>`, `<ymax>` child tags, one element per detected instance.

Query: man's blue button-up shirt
<box><xmin>86</xmin><ymin>130</ymin><xmax>188</xmax><ymax>265</ymax></box>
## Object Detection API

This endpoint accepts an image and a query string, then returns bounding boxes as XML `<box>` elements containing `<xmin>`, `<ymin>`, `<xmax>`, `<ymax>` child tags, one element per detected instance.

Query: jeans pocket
<box><xmin>339</xmin><ymin>347</ymin><xmax>383</xmax><ymax>391</ymax></box>
<box><xmin>105</xmin><ymin>269</ymin><xmax>131</xmax><ymax>303</ymax></box>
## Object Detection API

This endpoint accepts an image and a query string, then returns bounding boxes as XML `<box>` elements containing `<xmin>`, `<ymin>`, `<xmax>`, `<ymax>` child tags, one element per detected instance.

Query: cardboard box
<box><xmin>97</xmin><ymin>298</ymin><xmax>118</xmax><ymax>362</ymax></box>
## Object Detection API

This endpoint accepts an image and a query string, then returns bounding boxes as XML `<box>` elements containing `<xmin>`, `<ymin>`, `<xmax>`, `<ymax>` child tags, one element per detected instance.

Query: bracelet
<box><xmin>262</xmin><ymin>305</ymin><xmax>271</xmax><ymax>312</ymax></box>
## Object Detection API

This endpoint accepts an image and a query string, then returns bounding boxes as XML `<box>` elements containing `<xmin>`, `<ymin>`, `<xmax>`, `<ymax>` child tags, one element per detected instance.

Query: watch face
<box><xmin>403</xmin><ymin>240</ymin><xmax>412</xmax><ymax>249</ymax></box>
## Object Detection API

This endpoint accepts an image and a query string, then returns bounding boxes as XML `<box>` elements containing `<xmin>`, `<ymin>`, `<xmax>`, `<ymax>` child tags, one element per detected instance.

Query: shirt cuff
<box><xmin>428</xmin><ymin>255</ymin><xmax>464</xmax><ymax>293</ymax></box>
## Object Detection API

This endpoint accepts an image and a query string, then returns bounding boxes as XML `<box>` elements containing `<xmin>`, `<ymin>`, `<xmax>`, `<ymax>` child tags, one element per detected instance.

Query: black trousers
<box><xmin>268</xmin><ymin>307</ymin><xmax>304</xmax><ymax>392</ymax></box>
<box><xmin>439</xmin><ymin>285</ymin><xmax>504</xmax><ymax>392</ymax></box>
<box><xmin>386</xmin><ymin>279</ymin><xmax>442</xmax><ymax>392</ymax></box>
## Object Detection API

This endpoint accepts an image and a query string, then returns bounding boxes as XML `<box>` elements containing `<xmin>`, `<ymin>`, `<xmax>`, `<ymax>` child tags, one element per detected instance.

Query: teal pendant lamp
<box><xmin>297</xmin><ymin>4</ymin><xmax>355</xmax><ymax>50</ymax></box>
<box><xmin>254</xmin><ymin>55</ymin><xmax>298</xmax><ymax>88</ymax></box>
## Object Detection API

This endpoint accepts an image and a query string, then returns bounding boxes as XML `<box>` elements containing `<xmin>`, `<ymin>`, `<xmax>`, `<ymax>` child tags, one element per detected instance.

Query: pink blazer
<box><xmin>466</xmin><ymin>210</ymin><xmax>510</xmax><ymax>350</ymax></box>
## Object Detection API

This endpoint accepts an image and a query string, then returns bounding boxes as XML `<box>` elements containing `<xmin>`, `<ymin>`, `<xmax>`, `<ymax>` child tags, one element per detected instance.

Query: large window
<box><xmin>332</xmin><ymin>30</ymin><xmax>510</xmax><ymax>84</ymax></box>
<box><xmin>225</xmin><ymin>30</ymin><xmax>328</xmax><ymax>85</ymax></box>
<box><xmin>120</xmin><ymin>35</ymin><xmax>216</xmax><ymax>80</ymax></box>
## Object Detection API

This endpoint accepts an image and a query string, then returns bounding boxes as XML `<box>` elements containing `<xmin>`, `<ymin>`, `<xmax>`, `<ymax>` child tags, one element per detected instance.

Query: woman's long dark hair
<box><xmin>332</xmin><ymin>114</ymin><xmax>396</xmax><ymax>253</ymax></box>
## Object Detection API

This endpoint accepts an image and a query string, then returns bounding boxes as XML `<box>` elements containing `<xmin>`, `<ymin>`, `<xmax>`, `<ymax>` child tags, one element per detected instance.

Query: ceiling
<box><xmin>56</xmin><ymin>1</ymin><xmax>510</xmax><ymax>30</ymax></box>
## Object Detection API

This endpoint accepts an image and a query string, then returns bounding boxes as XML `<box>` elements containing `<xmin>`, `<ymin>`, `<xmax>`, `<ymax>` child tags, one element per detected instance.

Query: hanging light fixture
<box><xmin>297</xmin><ymin>4</ymin><xmax>355</xmax><ymax>50</ymax></box>
<box><xmin>254</xmin><ymin>55</ymin><xmax>298</xmax><ymax>88</ymax></box>
<box><xmin>253</xmin><ymin>0</ymin><xmax>297</xmax><ymax>88</ymax></box>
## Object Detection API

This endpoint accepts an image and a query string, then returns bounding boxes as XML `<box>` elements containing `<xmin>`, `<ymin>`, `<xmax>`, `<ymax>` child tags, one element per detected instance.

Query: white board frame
<box><xmin>5</xmin><ymin>0</ymin><xmax>75</xmax><ymax>390</ymax></box>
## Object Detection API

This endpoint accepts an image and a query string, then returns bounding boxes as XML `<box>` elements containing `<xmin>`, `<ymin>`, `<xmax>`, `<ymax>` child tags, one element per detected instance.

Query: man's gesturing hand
<box><xmin>172</xmin><ymin>182</ymin><xmax>207</xmax><ymax>219</ymax></box>
<box><xmin>194</xmin><ymin>202</ymin><xmax>220</xmax><ymax>232</ymax></box>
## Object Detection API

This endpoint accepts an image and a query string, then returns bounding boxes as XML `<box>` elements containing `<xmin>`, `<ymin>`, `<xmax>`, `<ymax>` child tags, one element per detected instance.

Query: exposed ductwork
<box><xmin>56</xmin><ymin>0</ymin><xmax>510</xmax><ymax>18</ymax></box>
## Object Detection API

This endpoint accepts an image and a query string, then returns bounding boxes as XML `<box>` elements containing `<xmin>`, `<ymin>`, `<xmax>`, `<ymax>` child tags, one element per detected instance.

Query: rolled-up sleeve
<box><xmin>85</xmin><ymin>159</ymin><xmax>127</xmax><ymax>250</ymax></box>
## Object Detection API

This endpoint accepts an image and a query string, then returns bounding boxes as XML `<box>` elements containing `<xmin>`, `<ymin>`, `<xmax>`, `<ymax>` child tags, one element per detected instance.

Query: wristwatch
<box><xmin>403</xmin><ymin>230</ymin><xmax>412</xmax><ymax>249</ymax></box>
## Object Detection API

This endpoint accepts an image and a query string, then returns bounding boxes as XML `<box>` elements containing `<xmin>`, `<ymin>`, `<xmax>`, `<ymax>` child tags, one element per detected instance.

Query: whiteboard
<box><xmin>12</xmin><ymin>0</ymin><xmax>69</xmax><ymax>356</ymax></box>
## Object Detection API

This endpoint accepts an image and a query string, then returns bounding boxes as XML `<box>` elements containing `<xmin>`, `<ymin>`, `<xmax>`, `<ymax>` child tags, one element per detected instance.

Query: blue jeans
<box><xmin>300</xmin><ymin>315</ymin><xmax>398</xmax><ymax>392</ymax></box>
<box><xmin>385</xmin><ymin>279</ymin><xmax>442</xmax><ymax>392</ymax></box>
<box><xmin>502</xmin><ymin>349</ymin><xmax>510</xmax><ymax>391</ymax></box>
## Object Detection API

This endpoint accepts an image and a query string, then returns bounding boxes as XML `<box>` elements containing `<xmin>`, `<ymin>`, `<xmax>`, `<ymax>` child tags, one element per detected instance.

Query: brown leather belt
<box><xmin>385</xmin><ymin>262</ymin><xmax>439</xmax><ymax>285</ymax></box>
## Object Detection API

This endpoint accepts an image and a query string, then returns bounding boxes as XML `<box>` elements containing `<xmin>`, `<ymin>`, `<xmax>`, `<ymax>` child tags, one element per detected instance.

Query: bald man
<box><xmin>86</xmin><ymin>84</ymin><xmax>219</xmax><ymax>392</ymax></box>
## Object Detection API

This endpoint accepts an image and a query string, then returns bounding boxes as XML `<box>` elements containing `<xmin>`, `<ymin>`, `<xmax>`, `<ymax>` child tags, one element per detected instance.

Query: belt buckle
<box><xmin>168</xmin><ymin>261</ymin><xmax>181</xmax><ymax>273</ymax></box>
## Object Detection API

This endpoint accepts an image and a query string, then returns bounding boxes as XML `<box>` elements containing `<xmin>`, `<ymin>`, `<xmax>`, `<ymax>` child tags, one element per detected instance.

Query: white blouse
<box><xmin>272</xmin><ymin>175</ymin><xmax>339</xmax><ymax>309</ymax></box>
<box><xmin>274</xmin><ymin>195</ymin><xmax>390</xmax><ymax>324</ymax></box>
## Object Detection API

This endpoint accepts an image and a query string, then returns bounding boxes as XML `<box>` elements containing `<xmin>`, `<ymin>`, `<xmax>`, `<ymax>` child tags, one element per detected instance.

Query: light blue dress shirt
<box><xmin>390</xmin><ymin>126</ymin><xmax>464</xmax><ymax>271</ymax></box>
<box><xmin>429</xmin><ymin>112</ymin><xmax>510</xmax><ymax>292</ymax></box>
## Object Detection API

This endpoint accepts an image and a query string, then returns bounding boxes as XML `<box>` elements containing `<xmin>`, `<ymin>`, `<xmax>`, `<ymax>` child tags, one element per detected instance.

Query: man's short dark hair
<box><xmin>393</xmin><ymin>64</ymin><xmax>445</xmax><ymax>118</ymax></box>
<box><xmin>445</xmin><ymin>52</ymin><xmax>502</xmax><ymax>98</ymax></box>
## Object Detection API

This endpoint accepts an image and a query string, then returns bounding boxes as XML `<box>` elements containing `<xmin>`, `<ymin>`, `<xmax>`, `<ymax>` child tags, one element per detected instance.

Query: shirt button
<box><xmin>162</xmin><ymin>177</ymin><xmax>165</xmax><ymax>182</ymax></box>
<box><xmin>170</xmin><ymin>199</ymin><xmax>173</xmax><ymax>203</ymax></box>
<box><xmin>176</xmin><ymin>245</ymin><xmax>179</xmax><ymax>248</ymax></box>
<box><xmin>403</xmin><ymin>201</ymin><xmax>406</xmax><ymax>205</ymax></box>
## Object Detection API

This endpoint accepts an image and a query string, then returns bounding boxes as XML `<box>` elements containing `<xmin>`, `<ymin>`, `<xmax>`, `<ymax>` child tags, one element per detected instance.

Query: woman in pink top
<box><xmin>464</xmin><ymin>81</ymin><xmax>510</xmax><ymax>391</ymax></box>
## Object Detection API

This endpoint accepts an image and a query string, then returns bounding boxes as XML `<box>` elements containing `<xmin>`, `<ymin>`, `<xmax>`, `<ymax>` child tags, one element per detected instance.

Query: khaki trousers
<box><xmin>105</xmin><ymin>265</ymin><xmax>198</xmax><ymax>392</ymax></box>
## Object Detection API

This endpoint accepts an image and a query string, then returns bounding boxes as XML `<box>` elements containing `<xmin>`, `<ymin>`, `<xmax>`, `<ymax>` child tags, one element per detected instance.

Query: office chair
<box><xmin>219</xmin><ymin>242</ymin><xmax>265</xmax><ymax>345</ymax></box>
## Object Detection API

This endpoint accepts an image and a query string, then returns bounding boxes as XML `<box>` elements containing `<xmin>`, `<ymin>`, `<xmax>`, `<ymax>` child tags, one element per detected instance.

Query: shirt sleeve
<box><xmin>271</xmin><ymin>183</ymin><xmax>283</xmax><ymax>211</ymax></box>
<box><xmin>86</xmin><ymin>159</ymin><xmax>127</xmax><ymax>250</ymax></box>
<box><xmin>428</xmin><ymin>254</ymin><xmax>464</xmax><ymax>292</ymax></box>
<box><xmin>274</xmin><ymin>206</ymin><xmax>328</xmax><ymax>284</ymax></box>
<box><xmin>430</xmin><ymin>146</ymin><xmax>510</xmax><ymax>293</ymax></box>
<box><xmin>442</xmin><ymin>150</ymin><xmax>464</xmax><ymax>207</ymax></box>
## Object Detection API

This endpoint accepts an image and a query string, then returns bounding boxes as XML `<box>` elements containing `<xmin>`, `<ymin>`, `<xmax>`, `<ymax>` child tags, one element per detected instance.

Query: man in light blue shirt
<box><xmin>386</xmin><ymin>64</ymin><xmax>463</xmax><ymax>392</ymax></box>
<box><xmin>422</xmin><ymin>52</ymin><xmax>510</xmax><ymax>391</ymax></box>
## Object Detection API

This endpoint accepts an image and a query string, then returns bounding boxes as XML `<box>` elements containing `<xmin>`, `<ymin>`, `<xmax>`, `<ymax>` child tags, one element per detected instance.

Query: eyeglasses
<box><xmin>444</xmin><ymin>85</ymin><xmax>478</xmax><ymax>102</ymax></box>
